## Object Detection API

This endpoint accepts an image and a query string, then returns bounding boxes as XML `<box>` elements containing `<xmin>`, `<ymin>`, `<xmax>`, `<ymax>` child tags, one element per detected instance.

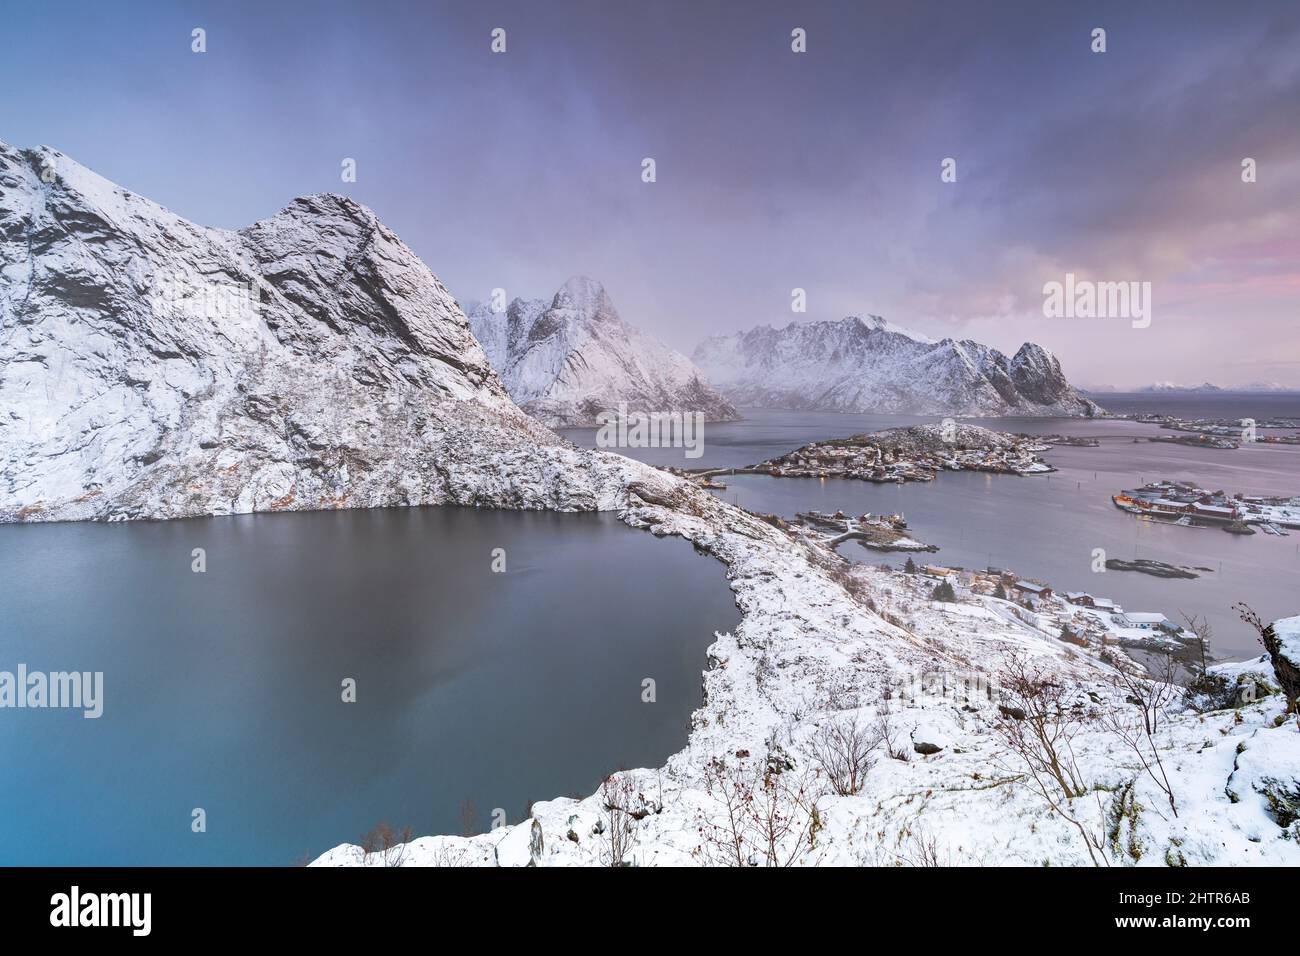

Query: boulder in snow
<box><xmin>911</xmin><ymin>721</ymin><xmax>951</xmax><ymax>755</ymax></box>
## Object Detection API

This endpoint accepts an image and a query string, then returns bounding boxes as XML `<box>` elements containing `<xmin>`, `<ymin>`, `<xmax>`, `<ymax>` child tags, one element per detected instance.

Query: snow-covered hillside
<box><xmin>316</xmin><ymin>471</ymin><xmax>1300</xmax><ymax>867</ymax></box>
<box><xmin>0</xmin><ymin>143</ymin><xmax>649</xmax><ymax>521</ymax></box>
<box><xmin>465</xmin><ymin>277</ymin><xmax>738</xmax><ymax>427</ymax></box>
<box><xmin>693</xmin><ymin>316</ymin><xmax>1102</xmax><ymax>417</ymax></box>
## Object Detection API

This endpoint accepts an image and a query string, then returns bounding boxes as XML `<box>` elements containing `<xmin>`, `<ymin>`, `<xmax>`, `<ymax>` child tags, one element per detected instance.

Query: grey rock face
<box><xmin>0</xmin><ymin>142</ymin><xmax>648</xmax><ymax>522</ymax></box>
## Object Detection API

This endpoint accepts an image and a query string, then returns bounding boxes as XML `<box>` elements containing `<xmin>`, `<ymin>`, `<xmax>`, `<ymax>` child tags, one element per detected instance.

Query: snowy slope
<box><xmin>693</xmin><ymin>316</ymin><xmax>1102</xmax><ymax>417</ymax></box>
<box><xmin>465</xmin><ymin>277</ymin><xmax>738</xmax><ymax>427</ymax></box>
<box><xmin>0</xmin><ymin>142</ymin><xmax>649</xmax><ymax>521</ymax></box>
<box><xmin>316</xmin><ymin>470</ymin><xmax>1300</xmax><ymax>867</ymax></box>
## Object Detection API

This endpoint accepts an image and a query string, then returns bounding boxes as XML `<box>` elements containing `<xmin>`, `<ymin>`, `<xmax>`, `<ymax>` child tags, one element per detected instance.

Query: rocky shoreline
<box><xmin>747</xmin><ymin>423</ymin><xmax>1056</xmax><ymax>485</ymax></box>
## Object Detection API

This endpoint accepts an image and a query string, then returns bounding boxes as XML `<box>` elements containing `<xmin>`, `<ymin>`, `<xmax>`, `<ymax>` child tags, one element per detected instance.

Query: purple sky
<box><xmin>2</xmin><ymin>0</ymin><xmax>1297</xmax><ymax>387</ymax></box>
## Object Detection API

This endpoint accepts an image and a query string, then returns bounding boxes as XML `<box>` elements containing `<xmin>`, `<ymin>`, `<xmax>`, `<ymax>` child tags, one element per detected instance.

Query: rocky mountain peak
<box><xmin>693</xmin><ymin>315</ymin><xmax>1101</xmax><ymax>417</ymax></box>
<box><xmin>549</xmin><ymin>275</ymin><xmax>620</xmax><ymax>324</ymax></box>
<box><xmin>1</xmin><ymin>141</ymin><xmax>650</xmax><ymax>522</ymax></box>
<box><xmin>466</xmin><ymin>278</ymin><xmax>737</xmax><ymax>427</ymax></box>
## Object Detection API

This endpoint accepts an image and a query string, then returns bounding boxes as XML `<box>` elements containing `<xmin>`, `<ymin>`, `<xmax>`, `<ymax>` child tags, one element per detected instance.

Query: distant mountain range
<box><xmin>465</xmin><ymin>278</ymin><xmax>737</xmax><ymax>428</ymax></box>
<box><xmin>1081</xmin><ymin>382</ymin><xmax>1300</xmax><ymax>394</ymax></box>
<box><xmin>693</xmin><ymin>316</ymin><xmax>1101</xmax><ymax>417</ymax></box>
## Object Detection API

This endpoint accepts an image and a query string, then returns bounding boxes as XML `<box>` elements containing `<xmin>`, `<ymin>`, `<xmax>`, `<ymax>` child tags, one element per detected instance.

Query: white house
<box><xmin>1120</xmin><ymin>612</ymin><xmax>1172</xmax><ymax>631</ymax></box>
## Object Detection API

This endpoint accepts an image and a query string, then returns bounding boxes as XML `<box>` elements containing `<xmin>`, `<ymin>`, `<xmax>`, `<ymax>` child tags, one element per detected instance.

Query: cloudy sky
<box><xmin>2</xmin><ymin>0</ymin><xmax>1297</xmax><ymax>387</ymax></box>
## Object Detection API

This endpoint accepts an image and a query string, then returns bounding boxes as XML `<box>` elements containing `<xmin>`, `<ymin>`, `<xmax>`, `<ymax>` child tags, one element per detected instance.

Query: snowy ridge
<box><xmin>0</xmin><ymin>143</ymin><xmax>650</xmax><ymax>520</ymax></box>
<box><xmin>316</xmin><ymin>472</ymin><xmax>1300</xmax><ymax>866</ymax></box>
<box><xmin>693</xmin><ymin>316</ymin><xmax>1103</xmax><ymax>417</ymax></box>
<box><xmin>465</xmin><ymin>277</ymin><xmax>738</xmax><ymax>427</ymax></box>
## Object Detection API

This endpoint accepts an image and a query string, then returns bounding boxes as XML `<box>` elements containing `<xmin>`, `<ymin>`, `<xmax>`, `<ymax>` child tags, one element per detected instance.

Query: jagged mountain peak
<box><xmin>1</xmin><ymin>142</ymin><xmax>654</xmax><ymax>522</ymax></box>
<box><xmin>693</xmin><ymin>314</ymin><xmax>1101</xmax><ymax>418</ymax></box>
<box><xmin>549</xmin><ymin>275</ymin><xmax>619</xmax><ymax>323</ymax></box>
<box><xmin>466</xmin><ymin>279</ymin><xmax>737</xmax><ymax>427</ymax></box>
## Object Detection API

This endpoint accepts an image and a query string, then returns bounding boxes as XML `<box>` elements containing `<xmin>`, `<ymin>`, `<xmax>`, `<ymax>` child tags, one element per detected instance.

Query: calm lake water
<box><xmin>0</xmin><ymin>508</ymin><xmax>738</xmax><ymax>865</ymax></box>
<box><xmin>564</xmin><ymin>400</ymin><xmax>1300</xmax><ymax>661</ymax></box>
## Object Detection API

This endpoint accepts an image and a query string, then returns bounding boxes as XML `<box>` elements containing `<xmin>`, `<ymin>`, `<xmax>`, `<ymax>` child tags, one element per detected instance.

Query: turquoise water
<box><xmin>0</xmin><ymin>507</ymin><xmax>738</xmax><ymax>865</ymax></box>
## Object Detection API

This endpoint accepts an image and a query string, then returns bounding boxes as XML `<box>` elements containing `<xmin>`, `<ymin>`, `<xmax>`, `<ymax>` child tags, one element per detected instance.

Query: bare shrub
<box><xmin>1102</xmin><ymin>663</ymin><xmax>1180</xmax><ymax>817</ymax></box>
<box><xmin>1174</xmin><ymin>612</ymin><xmax>1216</xmax><ymax>678</ymax></box>
<box><xmin>898</xmin><ymin>824</ymin><xmax>954</xmax><ymax>867</ymax></box>
<box><xmin>599</xmin><ymin>773</ymin><xmax>639</xmax><ymax>867</ymax></box>
<box><xmin>695</xmin><ymin>756</ymin><xmax>824</xmax><ymax>867</ymax></box>
<box><xmin>426</xmin><ymin>843</ymin><xmax>473</xmax><ymax>867</ymax></box>
<box><xmin>810</xmin><ymin>713</ymin><xmax>877</xmax><ymax>795</ymax></box>
<box><xmin>359</xmin><ymin>821</ymin><xmax>413</xmax><ymax>867</ymax></box>
<box><xmin>876</xmin><ymin>705</ymin><xmax>908</xmax><ymax>761</ymax></box>
<box><xmin>458</xmin><ymin>797</ymin><xmax>476</xmax><ymax>837</ymax></box>
<box><xmin>992</xmin><ymin>653</ymin><xmax>1110</xmax><ymax>866</ymax></box>
<box><xmin>751</xmin><ymin>769</ymin><xmax>823</xmax><ymax>866</ymax></box>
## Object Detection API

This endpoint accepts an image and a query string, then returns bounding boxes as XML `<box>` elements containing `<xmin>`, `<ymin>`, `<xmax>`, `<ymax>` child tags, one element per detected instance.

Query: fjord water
<box><xmin>0</xmin><ymin>508</ymin><xmax>738</xmax><ymax>865</ymax></box>
<box><xmin>564</xmin><ymin>399</ymin><xmax>1300</xmax><ymax>661</ymax></box>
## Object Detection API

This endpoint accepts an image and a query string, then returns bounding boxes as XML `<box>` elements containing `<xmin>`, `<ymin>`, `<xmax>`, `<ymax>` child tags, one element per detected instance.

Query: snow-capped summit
<box><xmin>465</xmin><ymin>278</ymin><xmax>738</xmax><ymax>427</ymax></box>
<box><xmin>1137</xmin><ymin>381</ymin><xmax>1224</xmax><ymax>393</ymax></box>
<box><xmin>549</xmin><ymin>275</ymin><xmax>619</xmax><ymax>324</ymax></box>
<box><xmin>1133</xmin><ymin>381</ymin><xmax>1300</xmax><ymax>393</ymax></box>
<box><xmin>693</xmin><ymin>316</ymin><xmax>1101</xmax><ymax>417</ymax></box>
<box><xmin>0</xmin><ymin>142</ymin><xmax>647</xmax><ymax>521</ymax></box>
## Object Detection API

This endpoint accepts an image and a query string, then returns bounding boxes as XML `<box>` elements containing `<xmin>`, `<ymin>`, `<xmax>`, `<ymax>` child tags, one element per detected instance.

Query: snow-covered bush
<box><xmin>809</xmin><ymin>714</ymin><xmax>876</xmax><ymax>795</ymax></box>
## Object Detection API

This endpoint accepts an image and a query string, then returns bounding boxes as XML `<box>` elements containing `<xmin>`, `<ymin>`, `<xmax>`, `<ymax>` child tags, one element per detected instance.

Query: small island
<box><xmin>747</xmin><ymin>423</ymin><xmax>1056</xmax><ymax>483</ymax></box>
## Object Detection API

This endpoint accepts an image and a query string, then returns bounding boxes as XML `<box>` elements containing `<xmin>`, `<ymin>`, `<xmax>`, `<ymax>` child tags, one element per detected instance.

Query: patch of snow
<box><xmin>1273</xmin><ymin>615</ymin><xmax>1300</xmax><ymax>670</ymax></box>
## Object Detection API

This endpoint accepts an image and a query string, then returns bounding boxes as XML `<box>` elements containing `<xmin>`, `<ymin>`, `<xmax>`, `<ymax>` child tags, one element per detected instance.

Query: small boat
<box><xmin>701</xmin><ymin>479</ymin><xmax>727</xmax><ymax>490</ymax></box>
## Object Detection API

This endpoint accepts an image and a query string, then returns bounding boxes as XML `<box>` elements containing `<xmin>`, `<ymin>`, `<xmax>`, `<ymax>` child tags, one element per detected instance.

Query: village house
<box><xmin>921</xmin><ymin>565</ymin><xmax>958</xmax><ymax>581</ymax></box>
<box><xmin>1013</xmin><ymin>580</ymin><xmax>1052</xmax><ymax>600</ymax></box>
<box><xmin>1119</xmin><ymin>611</ymin><xmax>1173</xmax><ymax>632</ymax></box>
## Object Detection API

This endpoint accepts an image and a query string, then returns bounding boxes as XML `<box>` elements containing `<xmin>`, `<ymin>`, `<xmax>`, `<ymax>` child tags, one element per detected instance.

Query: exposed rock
<box><xmin>0</xmin><ymin>142</ymin><xmax>653</xmax><ymax>521</ymax></box>
<box><xmin>466</xmin><ymin>277</ymin><xmax>737</xmax><ymax>427</ymax></box>
<box><xmin>693</xmin><ymin>316</ymin><xmax>1102</xmax><ymax>417</ymax></box>
<box><xmin>1263</xmin><ymin>615</ymin><xmax>1300</xmax><ymax>707</ymax></box>
<box><xmin>911</xmin><ymin>721</ymin><xmax>950</xmax><ymax>755</ymax></box>
<box><xmin>1103</xmin><ymin>558</ymin><xmax>1199</xmax><ymax>579</ymax></box>
<box><xmin>494</xmin><ymin>818</ymin><xmax>544</xmax><ymax>867</ymax></box>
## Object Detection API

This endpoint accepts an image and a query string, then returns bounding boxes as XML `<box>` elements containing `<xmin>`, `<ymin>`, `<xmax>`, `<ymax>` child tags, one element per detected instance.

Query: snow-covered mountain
<box><xmin>465</xmin><ymin>278</ymin><xmax>737</xmax><ymax>427</ymax></box>
<box><xmin>693</xmin><ymin>316</ymin><xmax>1102</xmax><ymax>417</ymax></box>
<box><xmin>1136</xmin><ymin>381</ymin><xmax>1224</xmax><ymax>393</ymax></box>
<box><xmin>0</xmin><ymin>142</ymin><xmax>646</xmax><ymax>521</ymax></box>
<box><xmin>1235</xmin><ymin>381</ymin><xmax>1300</xmax><ymax>393</ymax></box>
<box><xmin>1135</xmin><ymin>381</ymin><xmax>1298</xmax><ymax>394</ymax></box>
